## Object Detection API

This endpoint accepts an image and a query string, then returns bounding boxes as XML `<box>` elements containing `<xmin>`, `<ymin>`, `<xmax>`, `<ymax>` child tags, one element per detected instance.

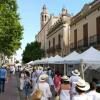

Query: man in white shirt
<box><xmin>70</xmin><ymin>69</ymin><xmax>81</xmax><ymax>96</ymax></box>
<box><xmin>87</xmin><ymin>82</ymin><xmax>100</xmax><ymax>100</ymax></box>
<box><xmin>72</xmin><ymin>79</ymin><xmax>90</xmax><ymax>100</ymax></box>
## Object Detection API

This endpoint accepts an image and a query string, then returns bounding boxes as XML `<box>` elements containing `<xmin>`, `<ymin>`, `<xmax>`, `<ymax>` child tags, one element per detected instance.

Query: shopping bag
<box><xmin>32</xmin><ymin>89</ymin><xmax>42</xmax><ymax>100</ymax></box>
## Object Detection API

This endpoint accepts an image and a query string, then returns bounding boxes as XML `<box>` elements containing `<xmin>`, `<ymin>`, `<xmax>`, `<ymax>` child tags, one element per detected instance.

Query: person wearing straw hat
<box><xmin>72</xmin><ymin>79</ymin><xmax>90</xmax><ymax>100</ymax></box>
<box><xmin>31</xmin><ymin>74</ymin><xmax>52</xmax><ymax>100</ymax></box>
<box><xmin>70</xmin><ymin>69</ymin><xmax>81</xmax><ymax>97</ymax></box>
<box><xmin>59</xmin><ymin>75</ymin><xmax>71</xmax><ymax>100</ymax></box>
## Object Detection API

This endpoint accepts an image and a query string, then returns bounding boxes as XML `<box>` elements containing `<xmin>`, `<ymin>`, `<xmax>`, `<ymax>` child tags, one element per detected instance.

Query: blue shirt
<box><xmin>0</xmin><ymin>68</ymin><xmax>7</xmax><ymax>79</ymax></box>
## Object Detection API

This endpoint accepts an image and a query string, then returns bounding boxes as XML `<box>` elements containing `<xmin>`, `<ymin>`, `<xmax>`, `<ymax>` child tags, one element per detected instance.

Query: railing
<box><xmin>46</xmin><ymin>49</ymin><xmax>50</xmax><ymax>53</ymax></box>
<box><xmin>51</xmin><ymin>46</ymin><xmax>56</xmax><ymax>52</ymax></box>
<box><xmin>70</xmin><ymin>34</ymin><xmax>100</xmax><ymax>51</ymax></box>
<box><xmin>46</xmin><ymin>47</ymin><xmax>55</xmax><ymax>53</ymax></box>
<box><xmin>70</xmin><ymin>43</ymin><xmax>75</xmax><ymax>51</ymax></box>
<box><xmin>77</xmin><ymin>39</ymin><xmax>84</xmax><ymax>48</ymax></box>
<box><xmin>89</xmin><ymin>35</ymin><xmax>97</xmax><ymax>46</ymax></box>
<box><xmin>97</xmin><ymin>35</ymin><xmax>100</xmax><ymax>44</ymax></box>
<box><xmin>55</xmin><ymin>44</ymin><xmax>61</xmax><ymax>51</ymax></box>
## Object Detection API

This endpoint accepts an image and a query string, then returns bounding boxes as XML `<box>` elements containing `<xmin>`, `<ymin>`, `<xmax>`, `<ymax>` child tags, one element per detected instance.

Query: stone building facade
<box><xmin>70</xmin><ymin>0</ymin><xmax>100</xmax><ymax>52</ymax></box>
<box><xmin>70</xmin><ymin>0</ymin><xmax>100</xmax><ymax>82</ymax></box>
<box><xmin>35</xmin><ymin>5</ymin><xmax>58</xmax><ymax>51</ymax></box>
<box><xmin>36</xmin><ymin>0</ymin><xmax>100</xmax><ymax>57</ymax></box>
<box><xmin>47</xmin><ymin>8</ymin><xmax>71</xmax><ymax>57</ymax></box>
<box><xmin>36</xmin><ymin>5</ymin><xmax>71</xmax><ymax>57</ymax></box>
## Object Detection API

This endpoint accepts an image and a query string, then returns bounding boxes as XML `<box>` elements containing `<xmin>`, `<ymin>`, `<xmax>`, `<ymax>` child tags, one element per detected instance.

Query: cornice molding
<box><xmin>70</xmin><ymin>1</ymin><xmax>100</xmax><ymax>26</ymax></box>
<box><xmin>47</xmin><ymin>16</ymin><xmax>70</xmax><ymax>35</ymax></box>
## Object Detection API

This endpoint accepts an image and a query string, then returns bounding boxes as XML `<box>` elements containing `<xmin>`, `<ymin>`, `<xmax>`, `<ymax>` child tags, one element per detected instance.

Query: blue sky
<box><xmin>15</xmin><ymin>0</ymin><xmax>93</xmax><ymax>60</ymax></box>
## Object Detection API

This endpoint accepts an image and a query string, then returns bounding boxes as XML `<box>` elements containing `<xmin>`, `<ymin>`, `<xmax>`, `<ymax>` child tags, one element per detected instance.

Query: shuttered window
<box><xmin>96</xmin><ymin>16</ymin><xmax>100</xmax><ymax>44</ymax></box>
<box><xmin>83</xmin><ymin>23</ymin><xmax>88</xmax><ymax>47</ymax></box>
<box><xmin>74</xmin><ymin>29</ymin><xmax>77</xmax><ymax>48</ymax></box>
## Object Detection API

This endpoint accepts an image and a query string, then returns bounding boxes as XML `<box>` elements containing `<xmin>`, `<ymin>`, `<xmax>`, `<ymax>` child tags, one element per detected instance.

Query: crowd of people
<box><xmin>0</xmin><ymin>64</ymin><xmax>100</xmax><ymax>100</ymax></box>
<box><xmin>18</xmin><ymin>66</ymin><xmax>100</xmax><ymax>100</ymax></box>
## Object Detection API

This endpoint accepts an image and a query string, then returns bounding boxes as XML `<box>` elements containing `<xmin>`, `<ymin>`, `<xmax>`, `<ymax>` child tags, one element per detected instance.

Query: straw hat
<box><xmin>76</xmin><ymin>79</ymin><xmax>90</xmax><ymax>91</ymax></box>
<box><xmin>2</xmin><ymin>65</ymin><xmax>7</xmax><ymax>68</ymax></box>
<box><xmin>39</xmin><ymin>66</ymin><xmax>43</xmax><ymax>70</ymax></box>
<box><xmin>61</xmin><ymin>75</ymin><xmax>69</xmax><ymax>81</ymax></box>
<box><xmin>72</xmin><ymin>69</ymin><xmax>80</xmax><ymax>76</ymax></box>
<box><xmin>39</xmin><ymin>74</ymin><xmax>48</xmax><ymax>82</ymax></box>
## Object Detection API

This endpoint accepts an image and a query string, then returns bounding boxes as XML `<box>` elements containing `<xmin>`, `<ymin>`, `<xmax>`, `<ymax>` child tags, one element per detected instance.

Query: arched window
<box><xmin>49</xmin><ymin>41</ymin><xmax>50</xmax><ymax>49</ymax></box>
<box><xmin>45</xmin><ymin>15</ymin><xmax>46</xmax><ymax>21</ymax></box>
<box><xmin>42</xmin><ymin>15</ymin><xmax>44</xmax><ymax>21</ymax></box>
<box><xmin>58</xmin><ymin>34</ymin><xmax>61</xmax><ymax>47</ymax></box>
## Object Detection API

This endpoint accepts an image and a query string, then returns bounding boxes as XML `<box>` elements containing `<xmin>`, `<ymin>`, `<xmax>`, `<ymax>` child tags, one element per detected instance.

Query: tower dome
<box><xmin>40</xmin><ymin>5</ymin><xmax>49</xmax><ymax>29</ymax></box>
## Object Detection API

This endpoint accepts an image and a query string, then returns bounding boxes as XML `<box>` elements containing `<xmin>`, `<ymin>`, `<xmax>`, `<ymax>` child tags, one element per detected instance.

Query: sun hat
<box><xmin>39</xmin><ymin>74</ymin><xmax>48</xmax><ymax>82</ymax></box>
<box><xmin>72</xmin><ymin>69</ymin><xmax>80</xmax><ymax>76</ymax></box>
<box><xmin>76</xmin><ymin>79</ymin><xmax>90</xmax><ymax>91</ymax></box>
<box><xmin>61</xmin><ymin>75</ymin><xmax>69</xmax><ymax>81</ymax></box>
<box><xmin>2</xmin><ymin>65</ymin><xmax>7</xmax><ymax>68</ymax></box>
<box><xmin>38</xmin><ymin>66</ymin><xmax>43</xmax><ymax>70</ymax></box>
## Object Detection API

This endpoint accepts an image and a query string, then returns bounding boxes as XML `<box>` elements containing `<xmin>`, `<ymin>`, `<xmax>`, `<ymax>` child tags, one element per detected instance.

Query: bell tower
<box><xmin>41</xmin><ymin>5</ymin><xmax>49</xmax><ymax>29</ymax></box>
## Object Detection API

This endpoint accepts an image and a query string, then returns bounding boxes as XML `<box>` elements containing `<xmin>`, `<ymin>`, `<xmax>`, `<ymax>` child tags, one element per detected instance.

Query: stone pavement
<box><xmin>0</xmin><ymin>75</ymin><xmax>20</xmax><ymax>100</ymax></box>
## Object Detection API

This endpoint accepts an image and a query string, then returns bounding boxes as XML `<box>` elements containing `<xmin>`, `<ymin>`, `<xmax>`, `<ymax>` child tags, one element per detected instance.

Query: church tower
<box><xmin>41</xmin><ymin>5</ymin><xmax>49</xmax><ymax>29</ymax></box>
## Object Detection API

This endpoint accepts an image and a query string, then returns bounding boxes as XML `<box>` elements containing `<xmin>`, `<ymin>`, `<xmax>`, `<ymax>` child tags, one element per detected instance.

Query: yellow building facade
<box><xmin>70</xmin><ymin>0</ymin><xmax>100</xmax><ymax>52</ymax></box>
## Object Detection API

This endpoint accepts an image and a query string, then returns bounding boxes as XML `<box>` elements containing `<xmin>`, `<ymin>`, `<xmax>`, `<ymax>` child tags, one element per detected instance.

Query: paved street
<box><xmin>0</xmin><ymin>75</ymin><xmax>20</xmax><ymax>100</ymax></box>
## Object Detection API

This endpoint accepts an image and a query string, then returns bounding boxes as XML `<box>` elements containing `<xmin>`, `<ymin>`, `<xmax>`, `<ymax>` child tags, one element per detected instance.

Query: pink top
<box><xmin>54</xmin><ymin>75</ymin><xmax>61</xmax><ymax>88</ymax></box>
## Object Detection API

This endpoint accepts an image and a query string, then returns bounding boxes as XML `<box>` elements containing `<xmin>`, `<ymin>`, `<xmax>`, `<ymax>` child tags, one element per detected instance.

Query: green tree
<box><xmin>22</xmin><ymin>41</ymin><xmax>45</xmax><ymax>63</ymax></box>
<box><xmin>0</xmin><ymin>0</ymin><xmax>23</xmax><ymax>57</ymax></box>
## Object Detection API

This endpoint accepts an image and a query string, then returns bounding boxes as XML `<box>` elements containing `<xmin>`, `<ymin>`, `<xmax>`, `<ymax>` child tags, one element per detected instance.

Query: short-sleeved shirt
<box><xmin>70</xmin><ymin>75</ymin><xmax>81</xmax><ymax>94</ymax></box>
<box><xmin>87</xmin><ymin>90</ymin><xmax>100</xmax><ymax>100</ymax></box>
<box><xmin>0</xmin><ymin>68</ymin><xmax>7</xmax><ymax>79</ymax></box>
<box><xmin>72</xmin><ymin>94</ymin><xmax>90</xmax><ymax>100</ymax></box>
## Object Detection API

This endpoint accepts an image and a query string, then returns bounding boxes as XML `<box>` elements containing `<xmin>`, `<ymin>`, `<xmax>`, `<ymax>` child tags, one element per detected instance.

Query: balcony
<box><xmin>89</xmin><ymin>35</ymin><xmax>97</xmax><ymax>46</ymax></box>
<box><xmin>51</xmin><ymin>46</ymin><xmax>56</xmax><ymax>52</ymax></box>
<box><xmin>55</xmin><ymin>44</ymin><xmax>61</xmax><ymax>51</ymax></box>
<box><xmin>77</xmin><ymin>39</ymin><xmax>83</xmax><ymax>48</ymax></box>
<box><xmin>70</xmin><ymin>34</ymin><xmax>100</xmax><ymax>52</ymax></box>
<box><xmin>46</xmin><ymin>47</ymin><xmax>56</xmax><ymax>54</ymax></box>
<box><xmin>46</xmin><ymin>49</ymin><xmax>50</xmax><ymax>53</ymax></box>
<box><xmin>70</xmin><ymin>43</ymin><xmax>75</xmax><ymax>51</ymax></box>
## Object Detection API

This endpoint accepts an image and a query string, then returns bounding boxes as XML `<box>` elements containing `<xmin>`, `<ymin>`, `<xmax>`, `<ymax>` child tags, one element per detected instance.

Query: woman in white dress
<box><xmin>20</xmin><ymin>71</ymin><xmax>25</xmax><ymax>90</ymax></box>
<box><xmin>31</xmin><ymin>74</ymin><xmax>52</xmax><ymax>100</ymax></box>
<box><xmin>59</xmin><ymin>75</ymin><xmax>71</xmax><ymax>100</ymax></box>
<box><xmin>72</xmin><ymin>79</ymin><xmax>90</xmax><ymax>100</ymax></box>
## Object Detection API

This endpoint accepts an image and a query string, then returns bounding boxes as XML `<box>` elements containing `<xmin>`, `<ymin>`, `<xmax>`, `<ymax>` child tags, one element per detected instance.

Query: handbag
<box><xmin>32</xmin><ymin>84</ymin><xmax>42</xmax><ymax>100</ymax></box>
<box><xmin>55</xmin><ymin>95</ymin><xmax>60</xmax><ymax>100</ymax></box>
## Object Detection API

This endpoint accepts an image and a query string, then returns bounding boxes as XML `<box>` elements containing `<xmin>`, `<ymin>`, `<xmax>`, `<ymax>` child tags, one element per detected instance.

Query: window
<box><xmin>58</xmin><ymin>34</ymin><xmax>61</xmax><ymax>47</ymax></box>
<box><xmin>42</xmin><ymin>15</ymin><xmax>43</xmax><ymax>21</ymax></box>
<box><xmin>49</xmin><ymin>41</ymin><xmax>50</xmax><ymax>49</ymax></box>
<box><xmin>53</xmin><ymin>38</ymin><xmax>55</xmax><ymax>48</ymax></box>
<box><xmin>45</xmin><ymin>15</ymin><xmax>46</xmax><ymax>21</ymax></box>
<box><xmin>74</xmin><ymin>29</ymin><xmax>77</xmax><ymax>48</ymax></box>
<box><xmin>83</xmin><ymin>23</ymin><xmax>88</xmax><ymax>47</ymax></box>
<box><xmin>96</xmin><ymin>16</ymin><xmax>100</xmax><ymax>43</ymax></box>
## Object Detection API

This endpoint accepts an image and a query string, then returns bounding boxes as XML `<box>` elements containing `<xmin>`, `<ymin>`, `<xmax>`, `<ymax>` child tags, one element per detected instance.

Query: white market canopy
<box><xmin>76</xmin><ymin>47</ymin><xmax>100</xmax><ymax>64</ymax></box>
<box><xmin>62</xmin><ymin>51</ymin><xmax>80</xmax><ymax>64</ymax></box>
<box><xmin>48</xmin><ymin>55</ymin><xmax>63</xmax><ymax>64</ymax></box>
<box><xmin>27</xmin><ymin>46</ymin><xmax>100</xmax><ymax>66</ymax></box>
<box><xmin>27</xmin><ymin>61</ymin><xmax>34</xmax><ymax>65</ymax></box>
